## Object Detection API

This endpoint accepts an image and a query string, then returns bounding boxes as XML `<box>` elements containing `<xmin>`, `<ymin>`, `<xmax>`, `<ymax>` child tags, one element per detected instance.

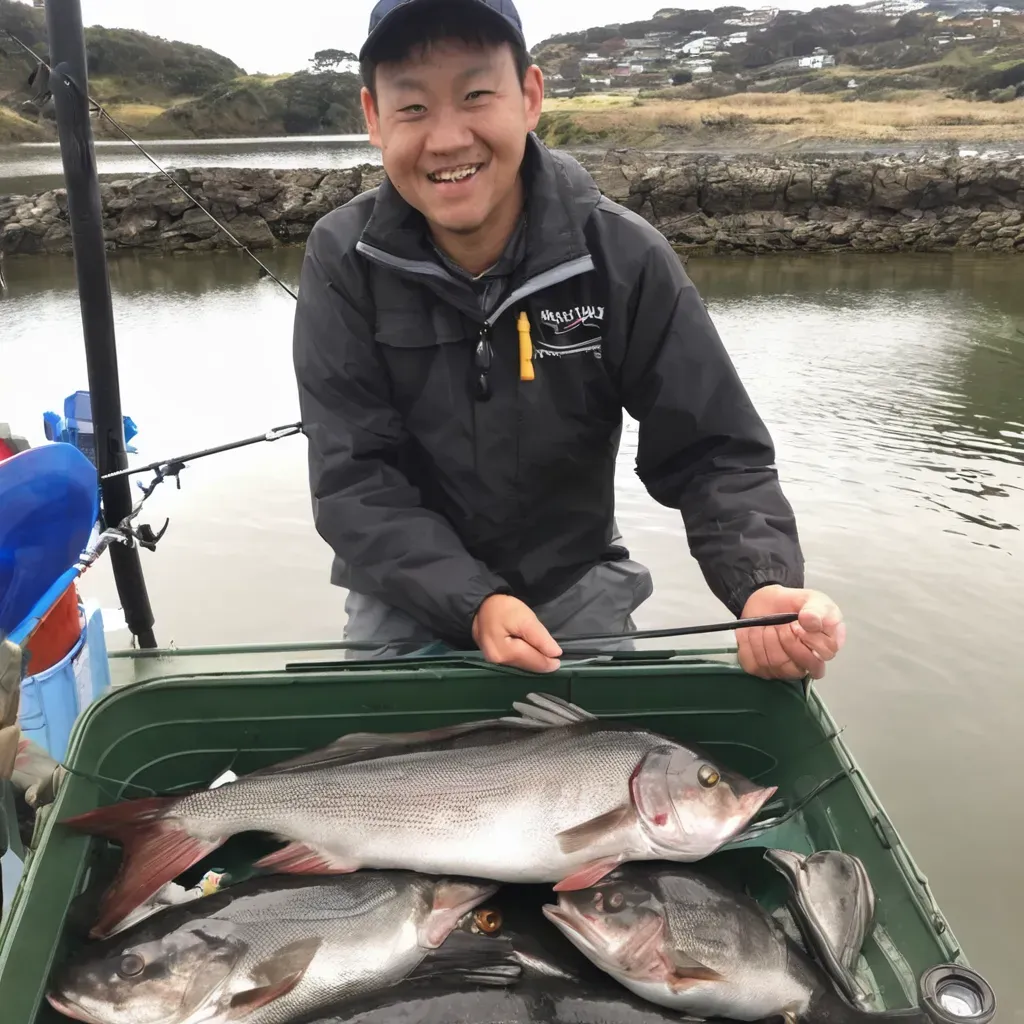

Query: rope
<box><xmin>2</xmin><ymin>30</ymin><xmax>299</xmax><ymax>302</ymax></box>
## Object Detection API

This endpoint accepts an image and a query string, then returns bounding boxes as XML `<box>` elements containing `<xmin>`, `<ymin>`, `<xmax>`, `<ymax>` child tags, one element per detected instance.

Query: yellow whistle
<box><xmin>517</xmin><ymin>311</ymin><xmax>535</xmax><ymax>382</ymax></box>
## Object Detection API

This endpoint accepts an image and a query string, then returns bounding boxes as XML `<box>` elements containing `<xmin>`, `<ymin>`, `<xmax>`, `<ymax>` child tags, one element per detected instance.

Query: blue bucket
<box><xmin>16</xmin><ymin>602</ymin><xmax>111</xmax><ymax>763</ymax></box>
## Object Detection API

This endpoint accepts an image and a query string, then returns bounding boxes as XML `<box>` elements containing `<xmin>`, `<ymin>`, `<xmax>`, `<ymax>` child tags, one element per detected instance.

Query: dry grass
<box><xmin>541</xmin><ymin>89</ymin><xmax>1024</xmax><ymax>144</ymax></box>
<box><xmin>0</xmin><ymin>105</ymin><xmax>45</xmax><ymax>143</ymax></box>
<box><xmin>100</xmin><ymin>103</ymin><xmax>169</xmax><ymax>129</ymax></box>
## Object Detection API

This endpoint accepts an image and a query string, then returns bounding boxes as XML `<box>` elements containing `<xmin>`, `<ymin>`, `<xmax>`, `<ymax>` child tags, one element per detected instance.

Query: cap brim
<box><xmin>359</xmin><ymin>0</ymin><xmax>525</xmax><ymax>63</ymax></box>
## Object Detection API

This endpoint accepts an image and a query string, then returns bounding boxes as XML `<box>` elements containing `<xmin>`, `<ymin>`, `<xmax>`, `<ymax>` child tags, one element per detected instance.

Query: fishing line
<box><xmin>2</xmin><ymin>29</ymin><xmax>299</xmax><ymax>301</ymax></box>
<box><xmin>733</xmin><ymin>769</ymin><xmax>851</xmax><ymax>842</ymax></box>
<box><xmin>58</xmin><ymin>763</ymin><xmax>159</xmax><ymax>801</ymax></box>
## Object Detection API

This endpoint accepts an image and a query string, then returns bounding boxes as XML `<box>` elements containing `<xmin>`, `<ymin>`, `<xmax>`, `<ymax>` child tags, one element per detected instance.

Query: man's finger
<box><xmin>741</xmin><ymin>626</ymin><xmax>773</xmax><ymax>680</ymax></box>
<box><xmin>791</xmin><ymin>621</ymin><xmax>839</xmax><ymax>661</ymax></box>
<box><xmin>798</xmin><ymin>592</ymin><xmax>843</xmax><ymax>636</ymax></box>
<box><xmin>777</xmin><ymin>625</ymin><xmax>826</xmax><ymax>680</ymax></box>
<box><xmin>762</xmin><ymin>627</ymin><xmax>807</xmax><ymax>681</ymax></box>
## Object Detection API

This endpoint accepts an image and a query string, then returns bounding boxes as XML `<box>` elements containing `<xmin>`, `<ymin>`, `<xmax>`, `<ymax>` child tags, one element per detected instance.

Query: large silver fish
<box><xmin>542</xmin><ymin>863</ymin><xmax>932</xmax><ymax>1024</ymax></box>
<box><xmin>63</xmin><ymin>693</ymin><xmax>774</xmax><ymax>939</ymax></box>
<box><xmin>46</xmin><ymin>871</ymin><xmax>507</xmax><ymax>1024</ymax></box>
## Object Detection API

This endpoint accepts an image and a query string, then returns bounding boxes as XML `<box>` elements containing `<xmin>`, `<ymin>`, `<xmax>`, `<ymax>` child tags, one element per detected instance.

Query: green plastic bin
<box><xmin>0</xmin><ymin>643</ymin><xmax>968</xmax><ymax>1023</ymax></box>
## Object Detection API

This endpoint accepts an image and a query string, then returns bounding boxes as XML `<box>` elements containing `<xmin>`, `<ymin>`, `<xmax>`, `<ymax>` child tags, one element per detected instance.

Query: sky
<box><xmin>30</xmin><ymin>0</ymin><xmax>839</xmax><ymax>76</ymax></box>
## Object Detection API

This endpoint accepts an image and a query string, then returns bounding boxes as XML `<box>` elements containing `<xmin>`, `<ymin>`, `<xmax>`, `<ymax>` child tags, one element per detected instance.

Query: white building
<box><xmin>725</xmin><ymin>32</ymin><xmax>749</xmax><ymax>46</ymax></box>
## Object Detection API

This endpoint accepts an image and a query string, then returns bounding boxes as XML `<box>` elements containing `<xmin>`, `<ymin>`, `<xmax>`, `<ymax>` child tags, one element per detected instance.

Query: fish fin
<box><xmin>555</xmin><ymin>804</ymin><xmax>636</xmax><ymax>854</ymax></box>
<box><xmin>61</xmin><ymin>797</ymin><xmax>221</xmax><ymax>940</ymax></box>
<box><xmin>248</xmin><ymin>719</ymin><xmax>524</xmax><ymax>776</ymax></box>
<box><xmin>225</xmin><ymin>937</ymin><xmax>323</xmax><ymax>1018</ymax></box>
<box><xmin>420</xmin><ymin>882</ymin><xmax>499</xmax><ymax>948</ymax></box>
<box><xmin>666</xmin><ymin>949</ymin><xmax>726</xmax><ymax>983</ymax></box>
<box><xmin>407</xmin><ymin>931</ymin><xmax>522</xmax><ymax>988</ymax></box>
<box><xmin>553</xmin><ymin>857</ymin><xmax>623</xmax><ymax>891</ymax></box>
<box><xmin>253</xmin><ymin>842</ymin><xmax>358</xmax><ymax>875</ymax></box>
<box><xmin>503</xmin><ymin>692</ymin><xmax>597</xmax><ymax>728</ymax></box>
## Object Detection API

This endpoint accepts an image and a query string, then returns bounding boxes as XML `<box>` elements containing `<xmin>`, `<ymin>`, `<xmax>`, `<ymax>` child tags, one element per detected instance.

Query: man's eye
<box><xmin>466</xmin><ymin>91</ymin><xmax>492</xmax><ymax>101</ymax></box>
<box><xmin>399</xmin><ymin>104</ymin><xmax>426</xmax><ymax>114</ymax></box>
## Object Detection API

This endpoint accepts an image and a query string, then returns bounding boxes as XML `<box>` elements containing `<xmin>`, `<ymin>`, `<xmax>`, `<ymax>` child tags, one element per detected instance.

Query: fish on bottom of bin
<box><xmin>46</xmin><ymin>871</ymin><xmax>510</xmax><ymax>1024</ymax></box>
<box><xmin>61</xmin><ymin>692</ymin><xmax>776</xmax><ymax>940</ymax></box>
<box><xmin>541</xmin><ymin>862</ymin><xmax>935</xmax><ymax>1024</ymax></box>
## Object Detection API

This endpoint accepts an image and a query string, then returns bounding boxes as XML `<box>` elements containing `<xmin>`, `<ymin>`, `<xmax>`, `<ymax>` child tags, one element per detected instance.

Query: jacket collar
<box><xmin>359</xmin><ymin>133</ymin><xmax>598</xmax><ymax>283</ymax></box>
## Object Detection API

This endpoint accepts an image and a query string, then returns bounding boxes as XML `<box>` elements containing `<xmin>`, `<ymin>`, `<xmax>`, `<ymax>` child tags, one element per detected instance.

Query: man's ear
<box><xmin>522</xmin><ymin>65</ymin><xmax>544</xmax><ymax>133</ymax></box>
<box><xmin>361</xmin><ymin>87</ymin><xmax>382</xmax><ymax>148</ymax></box>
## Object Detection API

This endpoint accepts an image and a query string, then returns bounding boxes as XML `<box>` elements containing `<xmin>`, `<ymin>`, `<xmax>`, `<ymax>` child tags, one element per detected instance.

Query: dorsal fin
<box><xmin>501</xmin><ymin>692</ymin><xmax>597</xmax><ymax>728</ymax></box>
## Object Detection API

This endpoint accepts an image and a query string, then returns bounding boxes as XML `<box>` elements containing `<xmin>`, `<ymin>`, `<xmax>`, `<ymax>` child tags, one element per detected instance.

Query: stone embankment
<box><xmin>2</xmin><ymin>152</ymin><xmax>1023</xmax><ymax>257</ymax></box>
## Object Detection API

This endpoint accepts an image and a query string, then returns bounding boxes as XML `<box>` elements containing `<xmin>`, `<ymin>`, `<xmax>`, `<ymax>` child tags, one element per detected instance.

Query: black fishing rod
<box><xmin>44</xmin><ymin>0</ymin><xmax>157</xmax><ymax>649</ymax></box>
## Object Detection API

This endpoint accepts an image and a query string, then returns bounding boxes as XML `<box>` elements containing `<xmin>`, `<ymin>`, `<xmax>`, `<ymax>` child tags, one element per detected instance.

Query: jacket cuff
<box><xmin>727</xmin><ymin>567</ymin><xmax>804</xmax><ymax>618</ymax></box>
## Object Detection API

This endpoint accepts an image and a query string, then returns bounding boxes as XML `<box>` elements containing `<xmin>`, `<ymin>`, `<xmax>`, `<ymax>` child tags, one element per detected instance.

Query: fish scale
<box><xmin>48</xmin><ymin>873</ymin><xmax>496</xmax><ymax>1024</ymax></box>
<box><xmin>173</xmin><ymin>725</ymin><xmax>659</xmax><ymax>881</ymax></box>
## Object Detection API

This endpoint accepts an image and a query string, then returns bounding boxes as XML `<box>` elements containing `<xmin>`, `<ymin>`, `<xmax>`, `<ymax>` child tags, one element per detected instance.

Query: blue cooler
<box><xmin>16</xmin><ymin>601</ymin><xmax>111</xmax><ymax>763</ymax></box>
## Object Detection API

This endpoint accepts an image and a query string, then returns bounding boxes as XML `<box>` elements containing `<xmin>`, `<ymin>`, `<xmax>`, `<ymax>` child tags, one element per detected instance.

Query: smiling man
<box><xmin>291</xmin><ymin>0</ymin><xmax>846</xmax><ymax>678</ymax></box>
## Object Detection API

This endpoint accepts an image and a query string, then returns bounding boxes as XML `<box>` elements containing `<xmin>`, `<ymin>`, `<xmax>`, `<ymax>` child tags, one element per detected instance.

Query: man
<box><xmin>292</xmin><ymin>0</ymin><xmax>846</xmax><ymax>678</ymax></box>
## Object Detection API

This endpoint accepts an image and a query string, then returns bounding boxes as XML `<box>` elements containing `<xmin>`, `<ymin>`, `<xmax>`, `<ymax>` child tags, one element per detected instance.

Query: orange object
<box><xmin>23</xmin><ymin>584</ymin><xmax>82</xmax><ymax>676</ymax></box>
<box><xmin>517</xmin><ymin>311</ymin><xmax>535</xmax><ymax>381</ymax></box>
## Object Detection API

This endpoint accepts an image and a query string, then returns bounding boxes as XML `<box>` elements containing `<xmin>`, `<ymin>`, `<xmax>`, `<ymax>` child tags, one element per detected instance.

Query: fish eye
<box><xmin>474</xmin><ymin>908</ymin><xmax>502</xmax><ymax>934</ymax></box>
<box><xmin>118</xmin><ymin>953</ymin><xmax>145</xmax><ymax>978</ymax></box>
<box><xmin>697</xmin><ymin>764</ymin><xmax>720</xmax><ymax>788</ymax></box>
<box><xmin>606</xmin><ymin>891</ymin><xmax>626</xmax><ymax>911</ymax></box>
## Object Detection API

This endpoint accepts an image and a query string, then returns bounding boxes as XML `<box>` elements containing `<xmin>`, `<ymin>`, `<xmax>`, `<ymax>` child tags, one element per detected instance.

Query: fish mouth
<box><xmin>541</xmin><ymin>902</ymin><xmax>618</xmax><ymax>967</ymax></box>
<box><xmin>46</xmin><ymin>992</ymin><xmax>105</xmax><ymax>1024</ymax></box>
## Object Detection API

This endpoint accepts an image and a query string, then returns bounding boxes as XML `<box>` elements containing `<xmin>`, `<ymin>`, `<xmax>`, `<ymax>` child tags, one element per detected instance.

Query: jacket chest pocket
<box><xmin>374</xmin><ymin>305</ymin><xmax>476</xmax><ymax>435</ymax></box>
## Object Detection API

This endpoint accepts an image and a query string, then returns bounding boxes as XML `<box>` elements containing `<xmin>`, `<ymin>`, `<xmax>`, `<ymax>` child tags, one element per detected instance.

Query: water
<box><xmin>2</xmin><ymin>246</ymin><xmax>1023</xmax><ymax>1014</ymax></box>
<box><xmin>0</xmin><ymin>134</ymin><xmax>380</xmax><ymax>196</ymax></box>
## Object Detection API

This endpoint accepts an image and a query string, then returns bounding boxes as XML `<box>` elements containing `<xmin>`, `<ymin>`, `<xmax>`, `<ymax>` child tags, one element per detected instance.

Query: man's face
<box><xmin>362</xmin><ymin>38</ymin><xmax>544</xmax><ymax>237</ymax></box>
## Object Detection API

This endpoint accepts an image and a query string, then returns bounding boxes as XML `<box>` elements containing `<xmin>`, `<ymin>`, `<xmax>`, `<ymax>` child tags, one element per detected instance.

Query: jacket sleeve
<box><xmin>292</xmin><ymin>219</ymin><xmax>510</xmax><ymax>644</ymax></box>
<box><xmin>615</xmin><ymin>231</ymin><xmax>805</xmax><ymax>617</ymax></box>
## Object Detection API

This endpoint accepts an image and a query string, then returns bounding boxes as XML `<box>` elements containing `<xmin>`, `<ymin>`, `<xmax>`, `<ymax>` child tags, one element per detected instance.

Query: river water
<box><xmin>2</xmin><ymin>141</ymin><xmax>1024</xmax><ymax>1014</ymax></box>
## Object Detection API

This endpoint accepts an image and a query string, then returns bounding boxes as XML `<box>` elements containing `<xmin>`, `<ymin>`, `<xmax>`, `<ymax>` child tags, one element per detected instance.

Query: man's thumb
<box><xmin>517</xmin><ymin>615</ymin><xmax>563</xmax><ymax>659</ymax></box>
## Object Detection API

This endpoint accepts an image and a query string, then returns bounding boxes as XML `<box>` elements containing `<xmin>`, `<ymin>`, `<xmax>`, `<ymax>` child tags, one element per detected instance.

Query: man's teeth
<box><xmin>429</xmin><ymin>165</ymin><xmax>480</xmax><ymax>183</ymax></box>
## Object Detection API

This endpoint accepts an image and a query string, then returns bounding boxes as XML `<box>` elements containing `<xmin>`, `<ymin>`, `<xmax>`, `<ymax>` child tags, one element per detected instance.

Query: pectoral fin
<box><xmin>553</xmin><ymin>856</ymin><xmax>623</xmax><ymax>891</ymax></box>
<box><xmin>556</xmin><ymin>804</ymin><xmax>636</xmax><ymax>854</ymax></box>
<box><xmin>665</xmin><ymin>948</ymin><xmax>725</xmax><ymax>984</ymax></box>
<box><xmin>225</xmin><ymin>937</ymin><xmax>322</xmax><ymax>1018</ymax></box>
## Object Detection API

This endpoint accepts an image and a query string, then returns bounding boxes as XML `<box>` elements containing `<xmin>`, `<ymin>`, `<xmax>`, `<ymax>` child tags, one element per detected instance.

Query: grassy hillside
<box><xmin>0</xmin><ymin>0</ymin><xmax>243</xmax><ymax>140</ymax></box>
<box><xmin>141</xmin><ymin>72</ymin><xmax>364</xmax><ymax>138</ymax></box>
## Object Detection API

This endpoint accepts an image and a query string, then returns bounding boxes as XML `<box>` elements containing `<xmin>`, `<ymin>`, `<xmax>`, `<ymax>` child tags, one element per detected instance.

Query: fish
<box><xmin>61</xmin><ymin>693</ymin><xmax>775</xmax><ymax>939</ymax></box>
<box><xmin>542</xmin><ymin>863</ymin><xmax>933</xmax><ymax>1024</ymax></box>
<box><xmin>46</xmin><ymin>871</ymin><xmax>510</xmax><ymax>1024</ymax></box>
<box><xmin>309</xmin><ymin>885</ymin><xmax>708</xmax><ymax>1024</ymax></box>
<box><xmin>765</xmin><ymin>848</ymin><xmax>876</xmax><ymax>1009</ymax></box>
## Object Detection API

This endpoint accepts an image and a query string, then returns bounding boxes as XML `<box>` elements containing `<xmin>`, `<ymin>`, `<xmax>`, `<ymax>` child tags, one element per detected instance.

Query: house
<box><xmin>580</xmin><ymin>53</ymin><xmax>605</xmax><ymax>63</ymax></box>
<box><xmin>725</xmin><ymin>31</ymin><xmax>749</xmax><ymax>45</ymax></box>
<box><xmin>692</xmin><ymin>64</ymin><xmax>714</xmax><ymax>75</ymax></box>
<box><xmin>681</xmin><ymin>37</ymin><xmax>707</xmax><ymax>54</ymax></box>
<box><xmin>798</xmin><ymin>53</ymin><xmax>835</xmax><ymax>69</ymax></box>
<box><xmin>611</xmin><ymin>66</ymin><xmax>633</xmax><ymax>77</ymax></box>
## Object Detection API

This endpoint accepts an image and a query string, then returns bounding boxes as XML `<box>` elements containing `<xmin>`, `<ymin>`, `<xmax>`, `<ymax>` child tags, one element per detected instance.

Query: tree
<box><xmin>310</xmin><ymin>49</ymin><xmax>358</xmax><ymax>73</ymax></box>
<box><xmin>671</xmin><ymin>69</ymin><xmax>693</xmax><ymax>85</ymax></box>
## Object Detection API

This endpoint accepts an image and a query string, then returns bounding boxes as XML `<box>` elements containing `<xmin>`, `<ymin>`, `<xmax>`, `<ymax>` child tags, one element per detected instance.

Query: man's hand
<box><xmin>737</xmin><ymin>585</ymin><xmax>845</xmax><ymax>682</ymax></box>
<box><xmin>472</xmin><ymin>595</ymin><xmax>563</xmax><ymax>673</ymax></box>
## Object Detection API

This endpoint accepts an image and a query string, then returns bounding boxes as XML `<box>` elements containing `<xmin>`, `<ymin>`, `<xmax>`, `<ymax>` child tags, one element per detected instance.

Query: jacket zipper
<box><xmin>357</xmin><ymin>242</ymin><xmax>596</xmax><ymax>378</ymax></box>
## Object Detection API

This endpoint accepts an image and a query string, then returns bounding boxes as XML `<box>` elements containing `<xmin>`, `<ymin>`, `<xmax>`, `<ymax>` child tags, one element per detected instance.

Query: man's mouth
<box><xmin>427</xmin><ymin>164</ymin><xmax>483</xmax><ymax>184</ymax></box>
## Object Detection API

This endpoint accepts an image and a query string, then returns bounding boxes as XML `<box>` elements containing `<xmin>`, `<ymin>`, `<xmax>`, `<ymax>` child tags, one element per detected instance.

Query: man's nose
<box><xmin>423</xmin><ymin>110</ymin><xmax>476</xmax><ymax>154</ymax></box>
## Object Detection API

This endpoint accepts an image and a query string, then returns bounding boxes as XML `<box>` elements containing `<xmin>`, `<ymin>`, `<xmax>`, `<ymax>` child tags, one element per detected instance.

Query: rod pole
<box><xmin>44</xmin><ymin>0</ymin><xmax>157</xmax><ymax>649</ymax></box>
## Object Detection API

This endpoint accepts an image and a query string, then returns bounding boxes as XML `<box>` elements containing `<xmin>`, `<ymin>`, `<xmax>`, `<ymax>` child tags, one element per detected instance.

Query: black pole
<box><xmin>44</xmin><ymin>0</ymin><xmax>157</xmax><ymax>649</ymax></box>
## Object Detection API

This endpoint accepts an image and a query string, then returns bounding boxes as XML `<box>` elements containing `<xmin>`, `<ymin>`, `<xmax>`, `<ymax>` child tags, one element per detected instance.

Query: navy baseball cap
<box><xmin>359</xmin><ymin>0</ymin><xmax>526</xmax><ymax>62</ymax></box>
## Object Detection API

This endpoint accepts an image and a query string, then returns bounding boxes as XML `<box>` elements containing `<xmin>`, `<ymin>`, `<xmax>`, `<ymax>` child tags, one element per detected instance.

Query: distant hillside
<box><xmin>143</xmin><ymin>72</ymin><xmax>364</xmax><ymax>138</ymax></box>
<box><xmin>0</xmin><ymin>0</ymin><xmax>243</xmax><ymax>139</ymax></box>
<box><xmin>532</xmin><ymin>1</ymin><xmax>1024</xmax><ymax>102</ymax></box>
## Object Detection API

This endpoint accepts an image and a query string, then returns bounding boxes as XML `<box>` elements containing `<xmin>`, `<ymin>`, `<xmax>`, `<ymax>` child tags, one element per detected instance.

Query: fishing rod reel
<box><xmin>918</xmin><ymin>963</ymin><xmax>995</xmax><ymax>1024</ymax></box>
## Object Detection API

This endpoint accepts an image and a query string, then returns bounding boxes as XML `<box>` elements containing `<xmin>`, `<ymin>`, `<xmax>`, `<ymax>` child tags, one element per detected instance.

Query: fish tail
<box><xmin>62</xmin><ymin>797</ymin><xmax>221</xmax><ymax>939</ymax></box>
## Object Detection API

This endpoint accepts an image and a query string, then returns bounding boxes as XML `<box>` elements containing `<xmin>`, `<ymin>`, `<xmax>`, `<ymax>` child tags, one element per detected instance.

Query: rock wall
<box><xmin>2</xmin><ymin>152</ymin><xmax>1023</xmax><ymax>257</ymax></box>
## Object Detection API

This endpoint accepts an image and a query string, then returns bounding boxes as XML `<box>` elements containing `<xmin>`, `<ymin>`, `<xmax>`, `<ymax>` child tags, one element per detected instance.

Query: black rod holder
<box><xmin>44</xmin><ymin>0</ymin><xmax>157</xmax><ymax>649</ymax></box>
